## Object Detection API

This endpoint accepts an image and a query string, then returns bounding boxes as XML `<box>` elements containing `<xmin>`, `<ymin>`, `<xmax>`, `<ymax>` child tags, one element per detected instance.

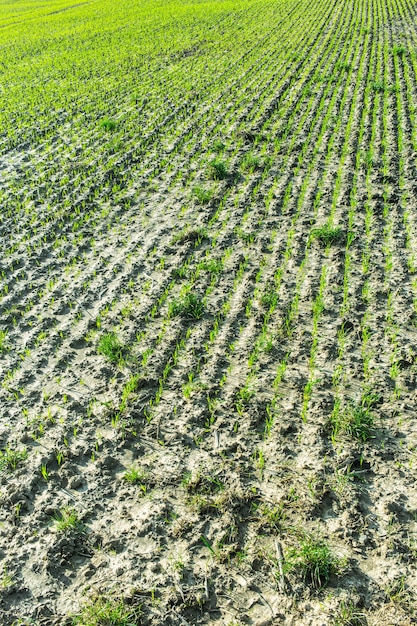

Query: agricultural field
<box><xmin>1</xmin><ymin>0</ymin><xmax>417</xmax><ymax>623</ymax></box>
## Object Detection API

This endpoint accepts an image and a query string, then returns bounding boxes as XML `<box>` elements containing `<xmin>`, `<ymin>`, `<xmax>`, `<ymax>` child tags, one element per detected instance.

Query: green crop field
<box><xmin>1</xmin><ymin>0</ymin><xmax>417</xmax><ymax>623</ymax></box>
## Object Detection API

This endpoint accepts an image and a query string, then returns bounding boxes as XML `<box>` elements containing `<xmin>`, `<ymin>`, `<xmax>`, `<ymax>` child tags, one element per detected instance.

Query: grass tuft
<box><xmin>100</xmin><ymin>118</ymin><xmax>118</xmax><ymax>132</ymax></box>
<box><xmin>208</xmin><ymin>158</ymin><xmax>228</xmax><ymax>180</ymax></box>
<box><xmin>0</xmin><ymin>447</ymin><xmax>27</xmax><ymax>471</ymax></box>
<box><xmin>172</xmin><ymin>226</ymin><xmax>208</xmax><ymax>245</ymax></box>
<box><xmin>97</xmin><ymin>332</ymin><xmax>125</xmax><ymax>364</ymax></box>
<box><xmin>73</xmin><ymin>596</ymin><xmax>141</xmax><ymax>626</ymax></box>
<box><xmin>168</xmin><ymin>293</ymin><xmax>205</xmax><ymax>319</ymax></box>
<box><xmin>54</xmin><ymin>507</ymin><xmax>84</xmax><ymax>533</ymax></box>
<box><xmin>311</xmin><ymin>225</ymin><xmax>344</xmax><ymax>246</ymax></box>
<box><xmin>331</xmin><ymin>397</ymin><xmax>375</xmax><ymax>441</ymax></box>
<box><xmin>285</xmin><ymin>534</ymin><xmax>343</xmax><ymax>588</ymax></box>
<box><xmin>193</xmin><ymin>186</ymin><xmax>213</xmax><ymax>204</ymax></box>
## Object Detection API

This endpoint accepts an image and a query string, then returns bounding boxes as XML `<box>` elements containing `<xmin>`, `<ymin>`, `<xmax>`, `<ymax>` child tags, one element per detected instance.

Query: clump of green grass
<box><xmin>168</xmin><ymin>293</ymin><xmax>205</xmax><ymax>319</ymax></box>
<box><xmin>97</xmin><ymin>332</ymin><xmax>124</xmax><ymax>364</ymax></box>
<box><xmin>241</xmin><ymin>154</ymin><xmax>261</xmax><ymax>173</ymax></box>
<box><xmin>311</xmin><ymin>225</ymin><xmax>344</xmax><ymax>246</ymax></box>
<box><xmin>208</xmin><ymin>158</ymin><xmax>228</xmax><ymax>180</ymax></box>
<box><xmin>193</xmin><ymin>186</ymin><xmax>213</xmax><ymax>204</ymax></box>
<box><xmin>285</xmin><ymin>534</ymin><xmax>342</xmax><ymax>588</ymax></box>
<box><xmin>261</xmin><ymin>291</ymin><xmax>278</xmax><ymax>309</ymax></box>
<box><xmin>199</xmin><ymin>258</ymin><xmax>223</xmax><ymax>276</ymax></box>
<box><xmin>392</xmin><ymin>44</ymin><xmax>406</xmax><ymax>56</ymax></box>
<box><xmin>54</xmin><ymin>507</ymin><xmax>84</xmax><ymax>533</ymax></box>
<box><xmin>331</xmin><ymin>397</ymin><xmax>376</xmax><ymax>441</ymax></box>
<box><xmin>372</xmin><ymin>80</ymin><xmax>385</xmax><ymax>93</ymax></box>
<box><xmin>73</xmin><ymin>596</ymin><xmax>141</xmax><ymax>626</ymax></box>
<box><xmin>100</xmin><ymin>118</ymin><xmax>118</xmax><ymax>132</ymax></box>
<box><xmin>172</xmin><ymin>226</ymin><xmax>208</xmax><ymax>245</ymax></box>
<box><xmin>257</xmin><ymin>502</ymin><xmax>285</xmax><ymax>533</ymax></box>
<box><xmin>335</xmin><ymin>601</ymin><xmax>367</xmax><ymax>626</ymax></box>
<box><xmin>336</xmin><ymin>61</ymin><xmax>351</xmax><ymax>72</ymax></box>
<box><xmin>123</xmin><ymin>466</ymin><xmax>145</xmax><ymax>484</ymax></box>
<box><xmin>212</xmin><ymin>140</ymin><xmax>226</xmax><ymax>153</ymax></box>
<box><xmin>122</xmin><ymin>467</ymin><xmax>150</xmax><ymax>494</ymax></box>
<box><xmin>0</xmin><ymin>447</ymin><xmax>27</xmax><ymax>471</ymax></box>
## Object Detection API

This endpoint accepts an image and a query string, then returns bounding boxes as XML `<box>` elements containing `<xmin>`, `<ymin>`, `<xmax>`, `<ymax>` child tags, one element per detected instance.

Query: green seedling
<box><xmin>0</xmin><ymin>330</ymin><xmax>8</xmax><ymax>352</ymax></box>
<box><xmin>40</xmin><ymin>464</ymin><xmax>49</xmax><ymax>480</ymax></box>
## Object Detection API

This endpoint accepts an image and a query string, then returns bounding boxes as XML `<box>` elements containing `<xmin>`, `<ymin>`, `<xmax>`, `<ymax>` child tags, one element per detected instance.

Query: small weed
<box><xmin>385</xmin><ymin>575</ymin><xmax>412</xmax><ymax>607</ymax></box>
<box><xmin>73</xmin><ymin>596</ymin><xmax>141</xmax><ymax>626</ymax></box>
<box><xmin>241</xmin><ymin>154</ymin><xmax>261</xmax><ymax>173</ymax></box>
<box><xmin>335</xmin><ymin>600</ymin><xmax>367</xmax><ymax>626</ymax></box>
<box><xmin>172</xmin><ymin>226</ymin><xmax>208</xmax><ymax>245</ymax></box>
<box><xmin>54</xmin><ymin>507</ymin><xmax>84</xmax><ymax>533</ymax></box>
<box><xmin>372</xmin><ymin>80</ymin><xmax>385</xmax><ymax>93</ymax></box>
<box><xmin>235</xmin><ymin>227</ymin><xmax>256</xmax><ymax>244</ymax></box>
<box><xmin>392</xmin><ymin>44</ymin><xmax>406</xmax><ymax>56</ymax></box>
<box><xmin>331</xmin><ymin>400</ymin><xmax>375</xmax><ymax>441</ymax></box>
<box><xmin>97</xmin><ymin>332</ymin><xmax>125</xmax><ymax>364</ymax></box>
<box><xmin>257</xmin><ymin>502</ymin><xmax>285</xmax><ymax>533</ymax></box>
<box><xmin>193</xmin><ymin>186</ymin><xmax>213</xmax><ymax>204</ymax></box>
<box><xmin>173</xmin><ymin>264</ymin><xmax>189</xmax><ymax>279</ymax></box>
<box><xmin>100</xmin><ymin>118</ymin><xmax>117</xmax><ymax>132</ymax></box>
<box><xmin>200</xmin><ymin>533</ymin><xmax>217</xmax><ymax>556</ymax></box>
<box><xmin>0</xmin><ymin>447</ymin><xmax>27</xmax><ymax>471</ymax></box>
<box><xmin>208</xmin><ymin>158</ymin><xmax>228</xmax><ymax>180</ymax></box>
<box><xmin>169</xmin><ymin>293</ymin><xmax>205</xmax><ymax>319</ymax></box>
<box><xmin>261</xmin><ymin>291</ymin><xmax>278</xmax><ymax>309</ymax></box>
<box><xmin>311</xmin><ymin>225</ymin><xmax>344</xmax><ymax>246</ymax></box>
<box><xmin>285</xmin><ymin>534</ymin><xmax>342</xmax><ymax>588</ymax></box>
<box><xmin>188</xmin><ymin>472</ymin><xmax>222</xmax><ymax>494</ymax></box>
<box><xmin>336</xmin><ymin>61</ymin><xmax>351</xmax><ymax>71</ymax></box>
<box><xmin>199</xmin><ymin>257</ymin><xmax>223</xmax><ymax>276</ymax></box>
<box><xmin>212</xmin><ymin>140</ymin><xmax>226</xmax><ymax>153</ymax></box>
<box><xmin>123</xmin><ymin>466</ymin><xmax>149</xmax><ymax>492</ymax></box>
<box><xmin>0</xmin><ymin>567</ymin><xmax>14</xmax><ymax>590</ymax></box>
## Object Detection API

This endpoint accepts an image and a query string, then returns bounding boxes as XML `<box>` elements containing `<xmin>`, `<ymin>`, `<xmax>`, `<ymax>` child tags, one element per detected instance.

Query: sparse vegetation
<box><xmin>1</xmin><ymin>0</ymin><xmax>415</xmax><ymax>623</ymax></box>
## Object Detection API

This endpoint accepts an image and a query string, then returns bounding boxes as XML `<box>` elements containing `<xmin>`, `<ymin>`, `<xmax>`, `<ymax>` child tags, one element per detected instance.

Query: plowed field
<box><xmin>1</xmin><ymin>0</ymin><xmax>417</xmax><ymax>623</ymax></box>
